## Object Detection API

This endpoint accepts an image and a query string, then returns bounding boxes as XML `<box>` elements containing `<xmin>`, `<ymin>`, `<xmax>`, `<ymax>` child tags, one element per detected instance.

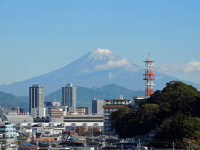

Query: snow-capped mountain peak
<box><xmin>88</xmin><ymin>48</ymin><xmax>113</xmax><ymax>61</ymax></box>
<box><xmin>0</xmin><ymin>48</ymin><xmax>189</xmax><ymax>96</ymax></box>
<box><xmin>77</xmin><ymin>48</ymin><xmax>140</xmax><ymax>72</ymax></box>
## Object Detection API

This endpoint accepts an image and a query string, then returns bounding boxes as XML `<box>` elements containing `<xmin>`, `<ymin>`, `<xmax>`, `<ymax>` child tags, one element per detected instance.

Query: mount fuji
<box><xmin>0</xmin><ymin>48</ymin><xmax>198</xmax><ymax>96</ymax></box>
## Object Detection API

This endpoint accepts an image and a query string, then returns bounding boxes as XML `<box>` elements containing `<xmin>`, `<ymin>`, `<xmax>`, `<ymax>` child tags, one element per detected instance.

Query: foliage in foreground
<box><xmin>110</xmin><ymin>81</ymin><xmax>200</xmax><ymax>148</ymax></box>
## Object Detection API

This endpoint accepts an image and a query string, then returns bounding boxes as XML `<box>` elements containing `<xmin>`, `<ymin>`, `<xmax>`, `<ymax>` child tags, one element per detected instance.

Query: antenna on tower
<box><xmin>147</xmin><ymin>52</ymin><xmax>150</xmax><ymax>61</ymax></box>
<box><xmin>144</xmin><ymin>53</ymin><xmax>155</xmax><ymax>98</ymax></box>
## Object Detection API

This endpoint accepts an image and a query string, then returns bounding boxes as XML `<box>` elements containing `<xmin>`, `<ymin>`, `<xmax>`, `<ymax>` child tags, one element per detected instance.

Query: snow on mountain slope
<box><xmin>0</xmin><ymin>48</ymin><xmax>197</xmax><ymax>96</ymax></box>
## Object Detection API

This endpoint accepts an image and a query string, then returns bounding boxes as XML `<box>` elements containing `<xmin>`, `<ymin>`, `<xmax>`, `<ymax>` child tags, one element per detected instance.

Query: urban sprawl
<box><xmin>0</xmin><ymin>56</ymin><xmax>165</xmax><ymax>149</ymax></box>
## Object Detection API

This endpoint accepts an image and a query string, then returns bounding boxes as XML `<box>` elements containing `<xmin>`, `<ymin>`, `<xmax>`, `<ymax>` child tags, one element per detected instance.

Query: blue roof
<box><xmin>41</xmin><ymin>141</ymin><xmax>48</xmax><ymax>144</ymax></box>
<box><xmin>21</xmin><ymin>143</ymin><xmax>34</xmax><ymax>146</ymax></box>
<box><xmin>71</xmin><ymin>137</ymin><xmax>77</xmax><ymax>141</ymax></box>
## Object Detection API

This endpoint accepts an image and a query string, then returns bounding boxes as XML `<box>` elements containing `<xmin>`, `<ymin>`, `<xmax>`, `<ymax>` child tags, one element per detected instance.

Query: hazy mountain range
<box><xmin>0</xmin><ymin>84</ymin><xmax>144</xmax><ymax>111</ymax></box>
<box><xmin>46</xmin><ymin>84</ymin><xmax>144</xmax><ymax>107</ymax></box>
<box><xmin>0</xmin><ymin>91</ymin><xmax>28</xmax><ymax>110</ymax></box>
<box><xmin>0</xmin><ymin>48</ymin><xmax>199</xmax><ymax>96</ymax></box>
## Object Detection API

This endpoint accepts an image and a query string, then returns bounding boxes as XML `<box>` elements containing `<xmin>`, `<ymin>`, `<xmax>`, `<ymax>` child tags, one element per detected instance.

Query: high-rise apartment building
<box><xmin>62</xmin><ymin>83</ymin><xmax>76</xmax><ymax>112</ymax></box>
<box><xmin>103</xmin><ymin>98</ymin><xmax>131</xmax><ymax>135</ymax></box>
<box><xmin>92</xmin><ymin>98</ymin><xmax>104</xmax><ymax>115</ymax></box>
<box><xmin>29</xmin><ymin>84</ymin><xmax>45</xmax><ymax>118</ymax></box>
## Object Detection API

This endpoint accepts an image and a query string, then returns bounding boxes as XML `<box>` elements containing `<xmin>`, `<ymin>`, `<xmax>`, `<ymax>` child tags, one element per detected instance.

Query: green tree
<box><xmin>110</xmin><ymin>106</ymin><xmax>136</xmax><ymax>138</ymax></box>
<box><xmin>110</xmin><ymin>81</ymin><xmax>200</xmax><ymax>147</ymax></box>
<box><xmin>110</xmin><ymin>104</ymin><xmax>160</xmax><ymax>138</ymax></box>
<box><xmin>148</xmin><ymin>81</ymin><xmax>200</xmax><ymax>117</ymax></box>
<box><xmin>154</xmin><ymin>113</ymin><xmax>200</xmax><ymax>147</ymax></box>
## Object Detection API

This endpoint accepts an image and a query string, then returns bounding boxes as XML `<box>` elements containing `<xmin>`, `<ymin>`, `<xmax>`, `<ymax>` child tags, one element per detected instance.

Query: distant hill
<box><xmin>45</xmin><ymin>84</ymin><xmax>144</xmax><ymax>107</ymax></box>
<box><xmin>0</xmin><ymin>91</ymin><xmax>28</xmax><ymax>111</ymax></box>
<box><xmin>0</xmin><ymin>84</ymin><xmax>144</xmax><ymax>111</ymax></box>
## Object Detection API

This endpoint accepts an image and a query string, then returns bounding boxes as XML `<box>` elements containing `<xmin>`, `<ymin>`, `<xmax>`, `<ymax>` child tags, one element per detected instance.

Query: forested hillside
<box><xmin>111</xmin><ymin>81</ymin><xmax>200</xmax><ymax>149</ymax></box>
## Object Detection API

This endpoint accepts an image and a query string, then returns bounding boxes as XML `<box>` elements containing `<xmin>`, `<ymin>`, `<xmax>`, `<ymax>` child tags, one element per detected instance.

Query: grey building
<box><xmin>29</xmin><ymin>84</ymin><xmax>45</xmax><ymax>118</ymax></box>
<box><xmin>92</xmin><ymin>98</ymin><xmax>104</xmax><ymax>115</ymax></box>
<box><xmin>62</xmin><ymin>83</ymin><xmax>76</xmax><ymax>112</ymax></box>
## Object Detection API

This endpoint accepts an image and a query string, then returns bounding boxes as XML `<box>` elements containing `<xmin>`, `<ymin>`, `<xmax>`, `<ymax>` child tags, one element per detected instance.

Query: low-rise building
<box><xmin>1</xmin><ymin>115</ymin><xmax>33</xmax><ymax>125</ymax></box>
<box><xmin>0</xmin><ymin>122</ymin><xmax>17</xmax><ymax>144</ymax></box>
<box><xmin>77</xmin><ymin>107</ymin><xmax>91</xmax><ymax>115</ymax></box>
<box><xmin>50</xmin><ymin>107</ymin><xmax>67</xmax><ymax>118</ymax></box>
<box><xmin>76</xmin><ymin>108</ymin><xmax>85</xmax><ymax>115</ymax></box>
<box><xmin>63</xmin><ymin>115</ymin><xmax>104</xmax><ymax>127</ymax></box>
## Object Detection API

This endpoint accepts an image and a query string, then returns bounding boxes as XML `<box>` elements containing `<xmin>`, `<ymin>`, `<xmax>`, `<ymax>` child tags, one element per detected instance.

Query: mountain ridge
<box><xmin>0</xmin><ymin>48</ymin><xmax>199</xmax><ymax>96</ymax></box>
<box><xmin>45</xmin><ymin>84</ymin><xmax>144</xmax><ymax>107</ymax></box>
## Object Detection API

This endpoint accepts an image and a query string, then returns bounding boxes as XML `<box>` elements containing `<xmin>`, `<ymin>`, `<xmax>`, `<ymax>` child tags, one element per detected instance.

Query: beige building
<box><xmin>49</xmin><ymin>107</ymin><xmax>67</xmax><ymax>118</ymax></box>
<box><xmin>76</xmin><ymin>108</ymin><xmax>85</xmax><ymax>115</ymax></box>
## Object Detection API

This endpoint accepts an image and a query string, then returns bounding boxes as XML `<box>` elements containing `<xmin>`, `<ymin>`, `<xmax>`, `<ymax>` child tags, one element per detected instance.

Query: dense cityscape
<box><xmin>0</xmin><ymin>54</ymin><xmax>156</xmax><ymax>149</ymax></box>
<box><xmin>1</xmin><ymin>53</ymin><xmax>199</xmax><ymax>150</ymax></box>
<box><xmin>1</xmin><ymin>1</ymin><xmax>200</xmax><ymax>150</ymax></box>
<box><xmin>0</xmin><ymin>50</ymin><xmax>200</xmax><ymax>150</ymax></box>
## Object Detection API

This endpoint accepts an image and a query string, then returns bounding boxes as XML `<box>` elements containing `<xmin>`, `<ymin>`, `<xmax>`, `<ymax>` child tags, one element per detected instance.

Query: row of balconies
<box><xmin>104</xmin><ymin>123</ymin><xmax>111</xmax><ymax>127</ymax></box>
<box><xmin>104</xmin><ymin>109</ymin><xmax>118</xmax><ymax>113</ymax></box>
<box><xmin>105</xmin><ymin>100</ymin><xmax>131</xmax><ymax>105</ymax></box>
<box><xmin>104</xmin><ymin>116</ymin><xmax>110</xmax><ymax>119</ymax></box>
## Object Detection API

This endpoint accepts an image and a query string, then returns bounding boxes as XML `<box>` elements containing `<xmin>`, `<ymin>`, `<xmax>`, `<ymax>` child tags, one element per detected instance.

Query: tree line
<box><xmin>110</xmin><ymin>81</ymin><xmax>200</xmax><ymax>148</ymax></box>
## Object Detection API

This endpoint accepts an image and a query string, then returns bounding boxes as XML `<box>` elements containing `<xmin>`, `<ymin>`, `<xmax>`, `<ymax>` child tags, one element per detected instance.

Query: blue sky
<box><xmin>0</xmin><ymin>0</ymin><xmax>200</xmax><ymax>84</ymax></box>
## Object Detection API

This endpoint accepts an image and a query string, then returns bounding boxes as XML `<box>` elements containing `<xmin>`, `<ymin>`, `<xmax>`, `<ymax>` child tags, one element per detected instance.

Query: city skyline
<box><xmin>0</xmin><ymin>0</ymin><xmax>200</xmax><ymax>85</ymax></box>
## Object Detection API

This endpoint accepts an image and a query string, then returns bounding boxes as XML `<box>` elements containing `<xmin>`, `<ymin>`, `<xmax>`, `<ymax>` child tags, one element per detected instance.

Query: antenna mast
<box><xmin>144</xmin><ymin>53</ymin><xmax>155</xmax><ymax>98</ymax></box>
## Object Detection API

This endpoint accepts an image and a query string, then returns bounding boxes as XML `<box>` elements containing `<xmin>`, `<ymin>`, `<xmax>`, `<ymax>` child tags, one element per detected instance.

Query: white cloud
<box><xmin>158</xmin><ymin>61</ymin><xmax>200</xmax><ymax>74</ymax></box>
<box><xmin>182</xmin><ymin>61</ymin><xmax>200</xmax><ymax>73</ymax></box>
<box><xmin>95</xmin><ymin>58</ymin><xmax>139</xmax><ymax>72</ymax></box>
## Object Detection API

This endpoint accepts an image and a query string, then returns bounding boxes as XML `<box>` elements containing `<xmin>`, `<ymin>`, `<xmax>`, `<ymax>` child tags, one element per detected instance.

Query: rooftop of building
<box><xmin>133</xmin><ymin>96</ymin><xmax>145</xmax><ymax>99</ymax></box>
<box><xmin>33</xmin><ymin>137</ymin><xmax>56</xmax><ymax>142</ymax></box>
<box><xmin>0</xmin><ymin>122</ymin><xmax>14</xmax><ymax>126</ymax></box>
<box><xmin>0</xmin><ymin>115</ymin><xmax>33</xmax><ymax>124</ymax></box>
<box><xmin>31</xmin><ymin>84</ymin><xmax>43</xmax><ymax>88</ymax></box>
<box><xmin>104</xmin><ymin>99</ymin><xmax>131</xmax><ymax>101</ymax></box>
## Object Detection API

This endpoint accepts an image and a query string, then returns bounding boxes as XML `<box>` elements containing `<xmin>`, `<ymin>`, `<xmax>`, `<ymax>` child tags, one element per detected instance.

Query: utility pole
<box><xmin>92</xmin><ymin>127</ymin><xmax>94</xmax><ymax>143</ymax></box>
<box><xmin>121</xmin><ymin>139</ymin><xmax>124</xmax><ymax>150</ymax></box>
<box><xmin>172</xmin><ymin>141</ymin><xmax>175</xmax><ymax>150</ymax></box>
<box><xmin>188</xmin><ymin>141</ymin><xmax>193</xmax><ymax>150</ymax></box>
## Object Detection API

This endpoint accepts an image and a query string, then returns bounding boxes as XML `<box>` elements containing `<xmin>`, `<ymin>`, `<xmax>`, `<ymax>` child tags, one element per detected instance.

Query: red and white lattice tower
<box><xmin>144</xmin><ymin>53</ymin><xmax>155</xmax><ymax>98</ymax></box>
